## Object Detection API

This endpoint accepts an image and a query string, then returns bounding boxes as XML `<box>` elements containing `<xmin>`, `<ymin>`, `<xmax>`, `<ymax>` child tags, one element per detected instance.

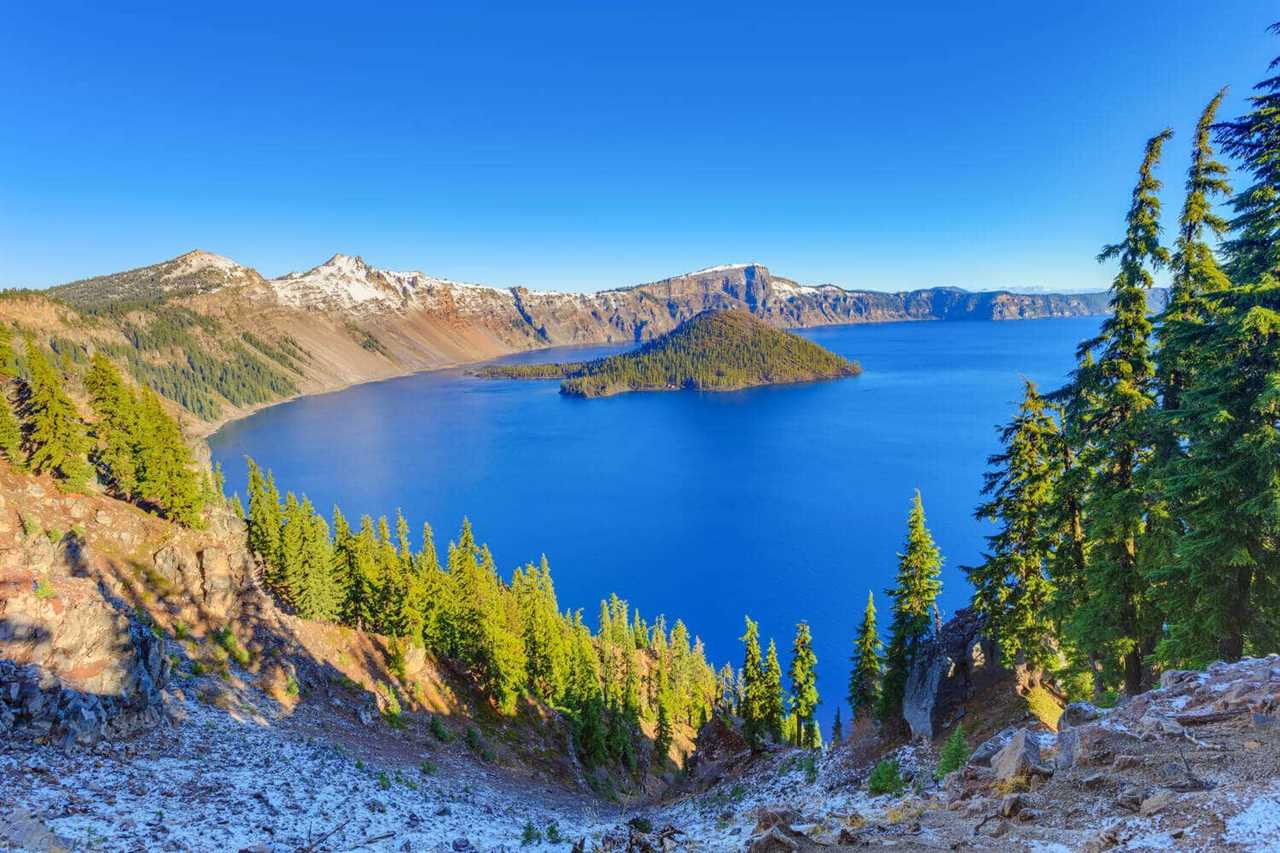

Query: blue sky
<box><xmin>1</xmin><ymin>2</ymin><xmax>1276</xmax><ymax>293</ymax></box>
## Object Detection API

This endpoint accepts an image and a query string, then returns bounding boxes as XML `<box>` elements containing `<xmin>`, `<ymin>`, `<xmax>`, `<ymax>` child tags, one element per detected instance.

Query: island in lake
<box><xmin>476</xmin><ymin>309</ymin><xmax>862</xmax><ymax>397</ymax></box>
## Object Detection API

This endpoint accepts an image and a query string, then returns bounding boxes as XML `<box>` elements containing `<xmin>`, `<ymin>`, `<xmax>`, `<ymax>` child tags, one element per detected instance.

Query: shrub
<box><xmin>628</xmin><ymin>817</ymin><xmax>653</xmax><ymax>833</ymax></box>
<box><xmin>1025</xmin><ymin>685</ymin><xmax>1063</xmax><ymax>729</ymax></box>
<box><xmin>935</xmin><ymin>724</ymin><xmax>970</xmax><ymax>780</ymax></box>
<box><xmin>994</xmin><ymin>775</ymin><xmax>1030</xmax><ymax>795</ymax></box>
<box><xmin>173</xmin><ymin>621</ymin><xmax>191</xmax><ymax>641</ymax></box>
<box><xmin>545</xmin><ymin>822</ymin><xmax>563</xmax><ymax>843</ymax></box>
<box><xmin>430</xmin><ymin>715</ymin><xmax>451</xmax><ymax>742</ymax></box>
<box><xmin>520</xmin><ymin>821</ymin><xmax>542</xmax><ymax>845</ymax></box>
<box><xmin>386</xmin><ymin>638</ymin><xmax>406</xmax><ymax>682</ymax></box>
<box><xmin>801</xmin><ymin>750</ymin><xmax>818</xmax><ymax>784</ymax></box>
<box><xmin>1095</xmin><ymin>689</ymin><xmax>1121</xmax><ymax>709</ymax></box>
<box><xmin>419</xmin><ymin>759</ymin><xmax>437</xmax><ymax>776</ymax></box>
<box><xmin>46</xmin><ymin>527</ymin><xmax>64</xmax><ymax>544</ymax></box>
<box><xmin>34</xmin><ymin>577</ymin><xmax>57</xmax><ymax>600</ymax></box>
<box><xmin>380</xmin><ymin>682</ymin><xmax>403</xmax><ymax>728</ymax></box>
<box><xmin>377</xmin><ymin>771</ymin><xmax>390</xmax><ymax>790</ymax></box>
<box><xmin>285</xmin><ymin>675</ymin><xmax>300</xmax><ymax>697</ymax></box>
<box><xmin>867</xmin><ymin>757</ymin><xmax>906</xmax><ymax>796</ymax></box>
<box><xmin>213</xmin><ymin>627</ymin><xmax>251</xmax><ymax>666</ymax></box>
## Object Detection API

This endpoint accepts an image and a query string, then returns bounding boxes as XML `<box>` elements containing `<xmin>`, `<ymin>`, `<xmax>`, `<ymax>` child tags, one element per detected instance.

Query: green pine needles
<box><xmin>877</xmin><ymin>491</ymin><xmax>943</xmax><ymax>728</ymax></box>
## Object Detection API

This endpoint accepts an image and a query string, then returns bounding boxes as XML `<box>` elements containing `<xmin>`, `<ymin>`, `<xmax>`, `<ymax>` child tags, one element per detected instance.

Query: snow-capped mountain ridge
<box><xmin>269</xmin><ymin>253</ymin><xmax>509</xmax><ymax>314</ymax></box>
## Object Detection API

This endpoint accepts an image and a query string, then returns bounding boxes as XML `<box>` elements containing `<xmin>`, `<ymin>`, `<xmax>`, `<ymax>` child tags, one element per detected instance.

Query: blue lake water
<box><xmin>210</xmin><ymin>317</ymin><xmax>1098</xmax><ymax>729</ymax></box>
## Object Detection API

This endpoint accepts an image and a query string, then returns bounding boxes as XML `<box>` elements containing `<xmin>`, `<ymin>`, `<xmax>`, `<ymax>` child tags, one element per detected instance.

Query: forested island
<box><xmin>476</xmin><ymin>309</ymin><xmax>861</xmax><ymax>397</ymax></box>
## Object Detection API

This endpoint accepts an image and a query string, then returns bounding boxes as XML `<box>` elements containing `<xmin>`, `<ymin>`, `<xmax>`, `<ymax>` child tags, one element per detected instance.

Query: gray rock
<box><xmin>969</xmin><ymin>727</ymin><xmax>1016</xmax><ymax>768</ymax></box>
<box><xmin>902</xmin><ymin>608</ymin><xmax>1010</xmax><ymax>740</ymax></box>
<box><xmin>1059</xmin><ymin>702</ymin><xmax>1100</xmax><ymax>730</ymax></box>
<box><xmin>991</xmin><ymin>729</ymin><xmax>1050</xmax><ymax>782</ymax></box>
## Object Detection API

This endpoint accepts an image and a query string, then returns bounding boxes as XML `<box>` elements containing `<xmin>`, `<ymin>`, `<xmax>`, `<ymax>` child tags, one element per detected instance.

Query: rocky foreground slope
<box><xmin>2</xmin><ymin>453</ymin><xmax>1277</xmax><ymax>852</ymax></box>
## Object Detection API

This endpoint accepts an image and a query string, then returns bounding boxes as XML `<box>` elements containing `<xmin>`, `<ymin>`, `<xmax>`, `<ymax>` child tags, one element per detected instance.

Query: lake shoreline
<box><xmin>200</xmin><ymin>314</ymin><xmax>1097</xmax><ymax>445</ymax></box>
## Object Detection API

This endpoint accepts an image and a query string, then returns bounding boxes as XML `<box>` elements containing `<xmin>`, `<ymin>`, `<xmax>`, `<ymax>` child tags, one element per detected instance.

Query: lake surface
<box><xmin>211</xmin><ymin>317</ymin><xmax>1098</xmax><ymax>730</ymax></box>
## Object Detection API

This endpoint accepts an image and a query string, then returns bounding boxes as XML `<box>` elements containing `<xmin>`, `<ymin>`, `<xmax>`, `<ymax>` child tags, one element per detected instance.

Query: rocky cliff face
<box><xmin>0</xmin><ymin>469</ymin><xmax>254</xmax><ymax>747</ymax></box>
<box><xmin>902</xmin><ymin>608</ymin><xmax>1013</xmax><ymax>742</ymax></box>
<box><xmin>239</xmin><ymin>256</ymin><xmax>1132</xmax><ymax>344</ymax></box>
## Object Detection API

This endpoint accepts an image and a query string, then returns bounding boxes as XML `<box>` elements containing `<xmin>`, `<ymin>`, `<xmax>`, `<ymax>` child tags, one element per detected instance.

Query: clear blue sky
<box><xmin>1</xmin><ymin>2</ymin><xmax>1276</xmax><ymax>292</ymax></box>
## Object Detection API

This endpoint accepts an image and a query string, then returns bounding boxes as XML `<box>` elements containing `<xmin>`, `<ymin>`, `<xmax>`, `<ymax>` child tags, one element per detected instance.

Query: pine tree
<box><xmin>739</xmin><ymin>616</ymin><xmax>767</xmax><ymax>747</ymax></box>
<box><xmin>85</xmin><ymin>354</ymin><xmax>141</xmax><ymax>497</ymax></box>
<box><xmin>135</xmin><ymin>389</ymin><xmax>204</xmax><ymax>525</ymax></box>
<box><xmin>0</xmin><ymin>384</ymin><xmax>21</xmax><ymax>466</ymax></box>
<box><xmin>278</xmin><ymin>492</ymin><xmax>305</xmax><ymax>600</ymax></box>
<box><xmin>294</xmin><ymin>501</ymin><xmax>341</xmax><ymax>621</ymax></box>
<box><xmin>967</xmin><ymin>380</ymin><xmax>1061</xmax><ymax>673</ymax></box>
<box><xmin>831</xmin><ymin>706</ymin><xmax>843</xmax><ymax>748</ymax></box>
<box><xmin>1148</xmin><ymin>91</ymin><xmax>1236</xmax><ymax>666</ymax></box>
<box><xmin>0</xmin><ymin>325</ymin><xmax>15</xmax><ymax>378</ymax></box>
<box><xmin>654</xmin><ymin>691</ymin><xmax>673</xmax><ymax>769</ymax></box>
<box><xmin>788</xmin><ymin>621</ymin><xmax>819</xmax><ymax>747</ymax></box>
<box><xmin>0</xmin><ymin>326</ymin><xmax>22</xmax><ymax>466</ymax></box>
<box><xmin>1160</xmin><ymin>280</ymin><xmax>1280</xmax><ymax>664</ymax></box>
<box><xmin>1159</xmin><ymin>89</ymin><xmax>1233</xmax><ymax>416</ymax></box>
<box><xmin>878</xmin><ymin>491</ymin><xmax>943</xmax><ymax>727</ymax></box>
<box><xmin>849</xmin><ymin>590</ymin><xmax>882</xmax><ymax>721</ymax></box>
<box><xmin>23</xmin><ymin>338</ymin><xmax>89</xmax><ymax>490</ymax></box>
<box><xmin>763</xmin><ymin>639</ymin><xmax>785</xmax><ymax>743</ymax></box>
<box><xmin>1217</xmin><ymin>25</ymin><xmax>1280</xmax><ymax>283</ymax></box>
<box><xmin>935</xmin><ymin>724</ymin><xmax>970</xmax><ymax>779</ymax></box>
<box><xmin>245</xmin><ymin>457</ymin><xmax>281</xmax><ymax>568</ymax></box>
<box><xmin>1069</xmin><ymin>129</ymin><xmax>1171</xmax><ymax>695</ymax></box>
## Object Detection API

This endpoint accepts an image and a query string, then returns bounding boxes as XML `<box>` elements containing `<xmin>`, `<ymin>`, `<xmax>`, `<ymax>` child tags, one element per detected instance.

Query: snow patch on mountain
<box><xmin>164</xmin><ymin>250</ymin><xmax>249</xmax><ymax>281</ymax></box>
<box><xmin>269</xmin><ymin>254</ymin><xmax>513</xmax><ymax>315</ymax></box>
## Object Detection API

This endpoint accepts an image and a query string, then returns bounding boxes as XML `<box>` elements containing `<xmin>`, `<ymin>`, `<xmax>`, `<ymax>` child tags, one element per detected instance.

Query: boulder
<box><xmin>403</xmin><ymin>644</ymin><xmax>427</xmax><ymax>678</ymax></box>
<box><xmin>1059</xmin><ymin>701</ymin><xmax>1100</xmax><ymax>729</ymax></box>
<box><xmin>969</xmin><ymin>726</ymin><xmax>1016</xmax><ymax>767</ymax></box>
<box><xmin>902</xmin><ymin>608</ymin><xmax>1011</xmax><ymax>740</ymax></box>
<box><xmin>991</xmin><ymin>729</ymin><xmax>1051</xmax><ymax>782</ymax></box>
<box><xmin>1056</xmin><ymin>722</ymin><xmax>1123</xmax><ymax>770</ymax></box>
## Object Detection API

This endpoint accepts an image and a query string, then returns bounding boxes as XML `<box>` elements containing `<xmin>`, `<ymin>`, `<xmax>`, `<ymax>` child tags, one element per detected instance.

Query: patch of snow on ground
<box><xmin>1224</xmin><ymin>782</ymin><xmax>1280</xmax><ymax>851</ymax></box>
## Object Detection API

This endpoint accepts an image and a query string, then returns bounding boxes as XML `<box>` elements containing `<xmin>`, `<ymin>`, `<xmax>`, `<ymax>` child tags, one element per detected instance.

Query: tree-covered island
<box><xmin>476</xmin><ymin>309</ymin><xmax>862</xmax><ymax>397</ymax></box>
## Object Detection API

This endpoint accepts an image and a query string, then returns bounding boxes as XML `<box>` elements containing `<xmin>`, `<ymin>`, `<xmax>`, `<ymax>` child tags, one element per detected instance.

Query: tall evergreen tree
<box><xmin>848</xmin><ymin>590</ymin><xmax>882</xmax><ymax>721</ymax></box>
<box><xmin>788</xmin><ymin>621</ymin><xmax>819</xmax><ymax>747</ymax></box>
<box><xmin>23</xmin><ymin>338</ymin><xmax>89</xmax><ymax>491</ymax></box>
<box><xmin>1217</xmin><ymin>25</ymin><xmax>1280</xmax><ymax>284</ymax></box>
<box><xmin>878</xmin><ymin>491</ymin><xmax>943</xmax><ymax>727</ymax></box>
<box><xmin>135</xmin><ymin>389</ymin><xmax>204</xmax><ymax>525</ymax></box>
<box><xmin>654</xmin><ymin>690</ymin><xmax>673</xmax><ymax>769</ymax></box>
<box><xmin>831</xmin><ymin>706</ymin><xmax>843</xmax><ymax>748</ymax></box>
<box><xmin>245</xmin><ymin>457</ymin><xmax>281</xmax><ymax>567</ymax></box>
<box><xmin>85</xmin><ymin>354</ymin><xmax>141</xmax><ymax>497</ymax></box>
<box><xmin>0</xmin><ymin>326</ymin><xmax>22</xmax><ymax>466</ymax></box>
<box><xmin>739</xmin><ymin>616</ymin><xmax>767</xmax><ymax>747</ymax></box>
<box><xmin>1159</xmin><ymin>89</ymin><xmax>1233</xmax><ymax>415</ymax></box>
<box><xmin>1069</xmin><ymin>129</ymin><xmax>1171</xmax><ymax>695</ymax></box>
<box><xmin>1159</xmin><ymin>280</ymin><xmax>1280</xmax><ymax>664</ymax></box>
<box><xmin>0</xmin><ymin>325</ymin><xmax>15</xmax><ymax>378</ymax></box>
<box><xmin>278</xmin><ymin>492</ymin><xmax>305</xmax><ymax>599</ymax></box>
<box><xmin>968</xmin><ymin>380</ymin><xmax>1061</xmax><ymax>673</ymax></box>
<box><xmin>763</xmin><ymin>639</ymin><xmax>785</xmax><ymax>743</ymax></box>
<box><xmin>294</xmin><ymin>500</ymin><xmax>341</xmax><ymax>621</ymax></box>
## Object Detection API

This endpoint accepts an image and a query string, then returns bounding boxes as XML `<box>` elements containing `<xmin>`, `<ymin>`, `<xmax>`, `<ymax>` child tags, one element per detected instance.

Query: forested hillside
<box><xmin>478</xmin><ymin>309</ymin><xmax>861</xmax><ymax>397</ymax></box>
